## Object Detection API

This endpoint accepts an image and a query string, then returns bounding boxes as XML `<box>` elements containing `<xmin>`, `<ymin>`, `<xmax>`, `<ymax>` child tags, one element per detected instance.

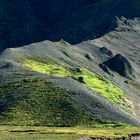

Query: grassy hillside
<box><xmin>0</xmin><ymin>55</ymin><xmax>133</xmax><ymax>126</ymax></box>
<box><xmin>22</xmin><ymin>57</ymin><xmax>132</xmax><ymax>112</ymax></box>
<box><xmin>1</xmin><ymin>36</ymin><xmax>140</xmax><ymax>127</ymax></box>
<box><xmin>0</xmin><ymin>77</ymin><xmax>97</xmax><ymax>126</ymax></box>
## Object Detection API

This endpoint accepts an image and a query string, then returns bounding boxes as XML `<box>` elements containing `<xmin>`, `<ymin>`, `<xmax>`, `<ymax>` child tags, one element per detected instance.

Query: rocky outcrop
<box><xmin>100</xmin><ymin>47</ymin><xmax>113</xmax><ymax>57</ymax></box>
<box><xmin>99</xmin><ymin>63</ymin><xmax>113</xmax><ymax>76</ymax></box>
<box><xmin>102</xmin><ymin>54</ymin><xmax>133</xmax><ymax>78</ymax></box>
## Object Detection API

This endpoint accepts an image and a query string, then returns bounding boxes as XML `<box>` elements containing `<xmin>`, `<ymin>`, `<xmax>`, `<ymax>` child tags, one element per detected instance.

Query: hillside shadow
<box><xmin>0</xmin><ymin>15</ymin><xmax>118</xmax><ymax>52</ymax></box>
<box><xmin>0</xmin><ymin>0</ymin><xmax>140</xmax><ymax>52</ymax></box>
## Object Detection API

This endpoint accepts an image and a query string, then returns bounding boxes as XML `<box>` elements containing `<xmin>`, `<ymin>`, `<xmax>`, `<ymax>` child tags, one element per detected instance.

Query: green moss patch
<box><xmin>21</xmin><ymin>58</ymin><xmax>132</xmax><ymax>112</ymax></box>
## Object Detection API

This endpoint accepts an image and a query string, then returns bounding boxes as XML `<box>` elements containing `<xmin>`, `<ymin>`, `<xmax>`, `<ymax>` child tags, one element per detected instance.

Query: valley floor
<box><xmin>0</xmin><ymin>125</ymin><xmax>140</xmax><ymax>140</ymax></box>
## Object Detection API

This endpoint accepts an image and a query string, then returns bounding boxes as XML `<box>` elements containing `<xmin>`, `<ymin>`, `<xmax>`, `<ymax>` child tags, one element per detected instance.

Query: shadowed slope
<box><xmin>0</xmin><ymin>0</ymin><xmax>140</xmax><ymax>51</ymax></box>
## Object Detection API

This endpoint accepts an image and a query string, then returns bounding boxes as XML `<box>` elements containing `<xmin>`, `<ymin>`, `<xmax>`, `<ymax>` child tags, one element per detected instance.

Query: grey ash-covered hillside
<box><xmin>0</xmin><ymin>0</ymin><xmax>140</xmax><ymax>127</ymax></box>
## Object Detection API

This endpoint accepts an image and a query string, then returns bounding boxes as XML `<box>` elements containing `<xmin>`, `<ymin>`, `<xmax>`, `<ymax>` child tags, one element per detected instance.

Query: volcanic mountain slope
<box><xmin>0</xmin><ymin>0</ymin><xmax>140</xmax><ymax>128</ymax></box>
<box><xmin>93</xmin><ymin>17</ymin><xmax>140</xmax><ymax>81</ymax></box>
<box><xmin>0</xmin><ymin>35</ymin><xmax>140</xmax><ymax>126</ymax></box>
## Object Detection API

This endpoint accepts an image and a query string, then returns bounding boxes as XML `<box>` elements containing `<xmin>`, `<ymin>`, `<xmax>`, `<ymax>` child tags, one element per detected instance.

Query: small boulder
<box><xmin>70</xmin><ymin>67</ymin><xmax>82</xmax><ymax>73</ymax></box>
<box><xmin>103</xmin><ymin>54</ymin><xmax>133</xmax><ymax>78</ymax></box>
<box><xmin>100</xmin><ymin>47</ymin><xmax>113</xmax><ymax>57</ymax></box>
<box><xmin>84</xmin><ymin>53</ymin><xmax>93</xmax><ymax>61</ymax></box>
<box><xmin>77</xmin><ymin>76</ymin><xmax>85</xmax><ymax>84</ymax></box>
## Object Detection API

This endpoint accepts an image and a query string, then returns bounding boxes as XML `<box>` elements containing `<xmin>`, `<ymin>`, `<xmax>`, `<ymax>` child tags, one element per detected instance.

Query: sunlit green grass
<box><xmin>0</xmin><ymin>133</ymin><xmax>79</xmax><ymax>140</ymax></box>
<box><xmin>22</xmin><ymin>58</ymin><xmax>132</xmax><ymax>112</ymax></box>
<box><xmin>0</xmin><ymin>125</ymin><xmax>140</xmax><ymax>140</ymax></box>
<box><xmin>0</xmin><ymin>57</ymin><xmax>134</xmax><ymax>126</ymax></box>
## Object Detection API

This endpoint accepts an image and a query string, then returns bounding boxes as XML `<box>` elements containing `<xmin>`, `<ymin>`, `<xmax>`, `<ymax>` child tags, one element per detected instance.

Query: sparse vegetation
<box><xmin>0</xmin><ymin>125</ymin><xmax>140</xmax><ymax>140</ymax></box>
<box><xmin>22</xmin><ymin>58</ymin><xmax>132</xmax><ymax>112</ymax></box>
<box><xmin>0</xmin><ymin>57</ymin><xmax>133</xmax><ymax>126</ymax></box>
<box><xmin>0</xmin><ymin>1</ymin><xmax>140</xmax><ymax>140</ymax></box>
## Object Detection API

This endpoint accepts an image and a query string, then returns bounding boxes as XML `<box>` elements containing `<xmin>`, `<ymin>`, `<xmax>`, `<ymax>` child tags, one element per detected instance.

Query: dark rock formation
<box><xmin>103</xmin><ymin>54</ymin><xmax>133</xmax><ymax>78</ymax></box>
<box><xmin>99</xmin><ymin>63</ymin><xmax>112</xmax><ymax>76</ymax></box>
<box><xmin>100</xmin><ymin>47</ymin><xmax>113</xmax><ymax>57</ymax></box>
<box><xmin>77</xmin><ymin>76</ymin><xmax>85</xmax><ymax>84</ymax></box>
<box><xmin>85</xmin><ymin>53</ymin><xmax>93</xmax><ymax>61</ymax></box>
